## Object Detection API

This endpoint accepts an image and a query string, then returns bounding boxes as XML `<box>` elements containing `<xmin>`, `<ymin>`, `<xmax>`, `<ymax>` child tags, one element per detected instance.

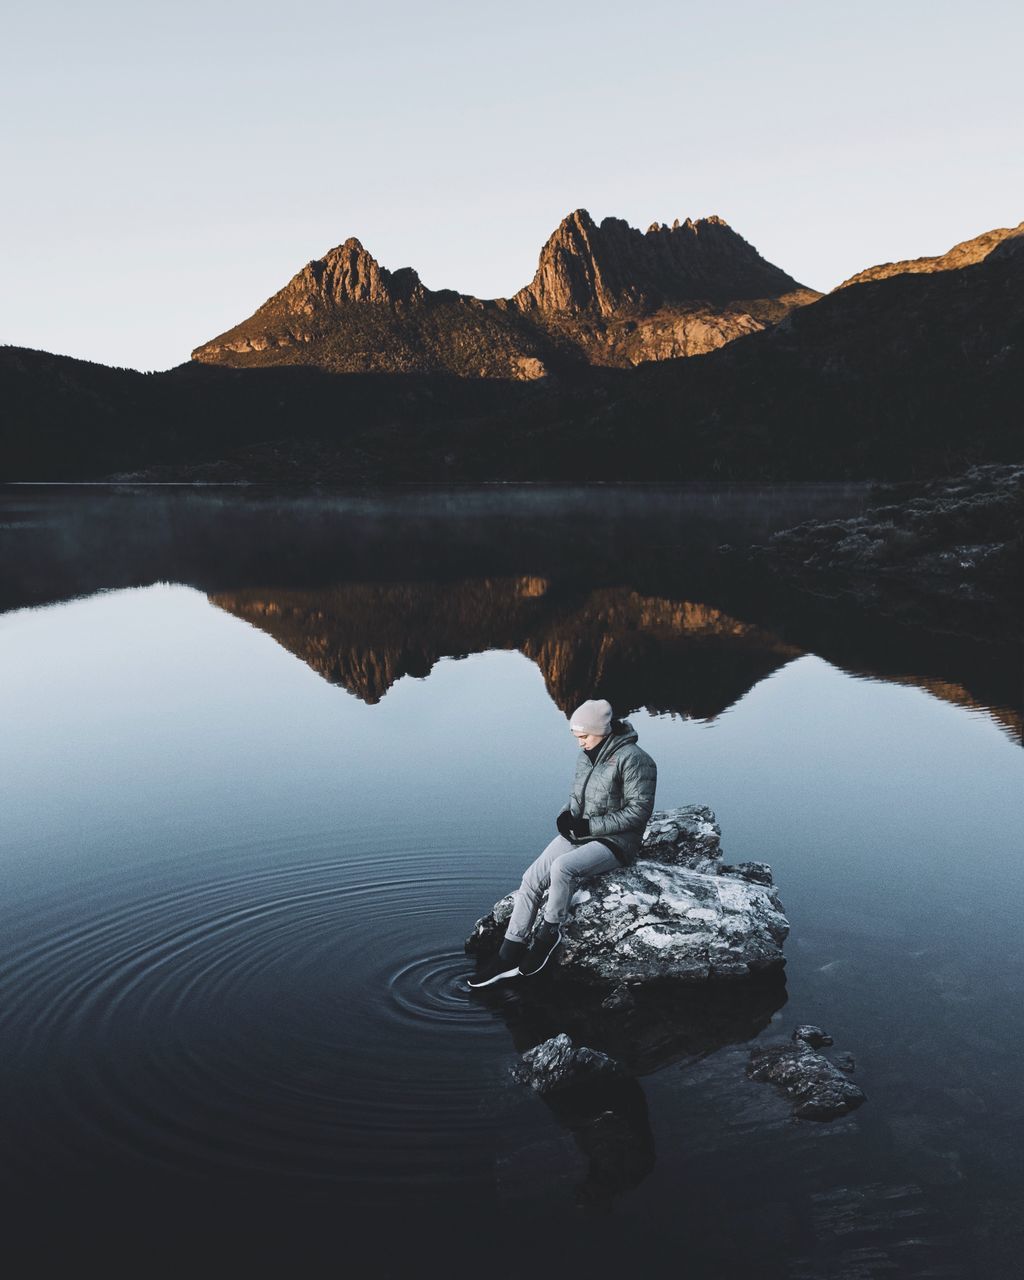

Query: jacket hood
<box><xmin>594</xmin><ymin>717</ymin><xmax>638</xmax><ymax>764</ymax></box>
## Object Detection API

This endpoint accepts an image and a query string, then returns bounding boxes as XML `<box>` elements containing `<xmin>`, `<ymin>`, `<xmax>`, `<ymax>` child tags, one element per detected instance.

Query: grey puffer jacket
<box><xmin>564</xmin><ymin>718</ymin><xmax>658</xmax><ymax>865</ymax></box>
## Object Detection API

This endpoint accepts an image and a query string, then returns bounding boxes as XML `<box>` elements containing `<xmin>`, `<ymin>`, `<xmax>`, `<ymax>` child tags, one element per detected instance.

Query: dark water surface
<box><xmin>1</xmin><ymin>486</ymin><xmax>1022</xmax><ymax>1277</ymax></box>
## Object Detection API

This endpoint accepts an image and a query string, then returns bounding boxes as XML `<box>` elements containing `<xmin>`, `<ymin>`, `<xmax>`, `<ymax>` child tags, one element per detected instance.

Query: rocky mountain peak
<box><xmin>514</xmin><ymin>208</ymin><xmax>801</xmax><ymax>316</ymax></box>
<box><xmin>286</xmin><ymin>239</ymin><xmax>425</xmax><ymax>310</ymax></box>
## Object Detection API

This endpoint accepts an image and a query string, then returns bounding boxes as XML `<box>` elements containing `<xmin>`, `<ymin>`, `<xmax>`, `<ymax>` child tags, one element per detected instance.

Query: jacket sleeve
<box><xmin>565</xmin><ymin>759</ymin><xmax>583</xmax><ymax>819</ymax></box>
<box><xmin>585</xmin><ymin>751</ymin><xmax>657</xmax><ymax>839</ymax></box>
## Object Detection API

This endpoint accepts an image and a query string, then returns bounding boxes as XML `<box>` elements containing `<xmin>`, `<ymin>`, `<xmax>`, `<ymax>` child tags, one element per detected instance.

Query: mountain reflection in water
<box><xmin>209</xmin><ymin>578</ymin><xmax>1020</xmax><ymax>741</ymax></box>
<box><xmin>2</xmin><ymin>484</ymin><xmax>1018</xmax><ymax>741</ymax></box>
<box><xmin>210</xmin><ymin>583</ymin><xmax>804</xmax><ymax>723</ymax></box>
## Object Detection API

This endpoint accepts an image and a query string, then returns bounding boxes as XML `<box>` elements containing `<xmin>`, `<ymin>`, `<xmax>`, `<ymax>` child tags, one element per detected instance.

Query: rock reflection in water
<box><xmin>494</xmin><ymin>973</ymin><xmax>788</xmax><ymax>1077</ymax></box>
<box><xmin>484</xmin><ymin>975</ymin><xmax>786</xmax><ymax>1207</ymax></box>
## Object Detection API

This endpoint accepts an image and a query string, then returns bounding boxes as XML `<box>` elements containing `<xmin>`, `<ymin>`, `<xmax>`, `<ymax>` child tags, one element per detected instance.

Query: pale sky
<box><xmin>2</xmin><ymin>0</ymin><xmax>1022</xmax><ymax>372</ymax></box>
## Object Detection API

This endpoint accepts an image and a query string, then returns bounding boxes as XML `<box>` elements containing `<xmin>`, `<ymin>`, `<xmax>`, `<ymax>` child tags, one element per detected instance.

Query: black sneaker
<box><xmin>467</xmin><ymin>941</ymin><xmax>526</xmax><ymax>989</ymax></box>
<box><xmin>518</xmin><ymin>921</ymin><xmax>563</xmax><ymax>976</ymax></box>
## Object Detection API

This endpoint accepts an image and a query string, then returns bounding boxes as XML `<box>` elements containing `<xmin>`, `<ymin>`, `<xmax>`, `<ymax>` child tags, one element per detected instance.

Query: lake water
<box><xmin>1</xmin><ymin>486</ymin><xmax>1021</xmax><ymax>1277</ymax></box>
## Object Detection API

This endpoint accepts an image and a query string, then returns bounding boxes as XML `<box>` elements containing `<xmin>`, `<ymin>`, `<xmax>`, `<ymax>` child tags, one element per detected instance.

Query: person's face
<box><xmin>572</xmin><ymin>729</ymin><xmax>605</xmax><ymax>751</ymax></box>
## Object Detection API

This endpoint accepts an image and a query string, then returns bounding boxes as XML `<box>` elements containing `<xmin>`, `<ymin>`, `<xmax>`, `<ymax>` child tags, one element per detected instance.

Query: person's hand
<box><xmin>556</xmin><ymin>810</ymin><xmax>573</xmax><ymax>837</ymax></box>
<box><xmin>568</xmin><ymin>816</ymin><xmax>591</xmax><ymax>839</ymax></box>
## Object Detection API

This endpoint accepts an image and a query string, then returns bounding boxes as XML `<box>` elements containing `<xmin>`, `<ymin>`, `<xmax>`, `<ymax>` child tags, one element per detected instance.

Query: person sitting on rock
<box><xmin>468</xmin><ymin>698</ymin><xmax>658</xmax><ymax>988</ymax></box>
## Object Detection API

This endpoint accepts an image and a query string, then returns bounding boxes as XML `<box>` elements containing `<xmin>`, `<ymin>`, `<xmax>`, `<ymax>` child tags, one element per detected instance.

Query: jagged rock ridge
<box><xmin>191</xmin><ymin>209</ymin><xmax>818</xmax><ymax>376</ymax></box>
<box><xmin>515</xmin><ymin>209</ymin><xmax>802</xmax><ymax>315</ymax></box>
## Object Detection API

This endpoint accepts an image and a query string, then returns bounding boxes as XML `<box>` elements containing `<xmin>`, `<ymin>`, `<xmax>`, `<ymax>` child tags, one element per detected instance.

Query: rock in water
<box><xmin>465</xmin><ymin>805</ymin><xmax>789</xmax><ymax>984</ymax></box>
<box><xmin>511</xmin><ymin>1033</ymin><xmax>623</xmax><ymax>1094</ymax></box>
<box><xmin>793</xmin><ymin>1024</ymin><xmax>834</xmax><ymax>1048</ymax></box>
<box><xmin>747</xmin><ymin>1040</ymin><xmax>866</xmax><ymax>1120</ymax></box>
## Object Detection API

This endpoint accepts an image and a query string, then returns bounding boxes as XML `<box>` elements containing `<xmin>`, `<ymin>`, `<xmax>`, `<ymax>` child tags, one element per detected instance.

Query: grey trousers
<box><xmin>505</xmin><ymin>834</ymin><xmax>621</xmax><ymax>942</ymax></box>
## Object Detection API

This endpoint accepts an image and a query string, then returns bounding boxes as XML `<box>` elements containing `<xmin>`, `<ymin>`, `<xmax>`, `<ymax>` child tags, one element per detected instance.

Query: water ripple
<box><xmin>0</xmin><ymin>843</ymin><xmax>513</xmax><ymax>1185</ymax></box>
<box><xmin>387</xmin><ymin>950</ymin><xmax>493</xmax><ymax>1026</ymax></box>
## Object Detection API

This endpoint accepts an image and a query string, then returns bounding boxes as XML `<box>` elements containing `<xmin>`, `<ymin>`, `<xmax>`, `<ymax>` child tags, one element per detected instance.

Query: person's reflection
<box><xmin>544</xmin><ymin>1075</ymin><xmax>655</xmax><ymax>1213</ymax></box>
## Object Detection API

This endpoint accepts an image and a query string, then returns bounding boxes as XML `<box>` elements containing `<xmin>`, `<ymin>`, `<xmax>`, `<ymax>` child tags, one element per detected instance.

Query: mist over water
<box><xmin>1</xmin><ymin>486</ymin><xmax>1021</xmax><ymax>1276</ymax></box>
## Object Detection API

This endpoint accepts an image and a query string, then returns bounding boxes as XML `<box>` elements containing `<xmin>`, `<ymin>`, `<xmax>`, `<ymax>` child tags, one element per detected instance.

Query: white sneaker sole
<box><xmin>467</xmin><ymin>963</ymin><xmax>522</xmax><ymax>989</ymax></box>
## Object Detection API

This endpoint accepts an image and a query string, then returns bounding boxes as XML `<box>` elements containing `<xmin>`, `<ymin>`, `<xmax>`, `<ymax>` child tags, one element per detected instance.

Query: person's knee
<box><xmin>520</xmin><ymin>865</ymin><xmax>547</xmax><ymax>895</ymax></box>
<box><xmin>550</xmin><ymin>857</ymin><xmax>576</xmax><ymax>888</ymax></box>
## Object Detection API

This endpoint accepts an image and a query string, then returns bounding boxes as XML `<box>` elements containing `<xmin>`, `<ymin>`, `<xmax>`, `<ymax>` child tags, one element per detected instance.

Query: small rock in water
<box><xmin>747</xmin><ymin>1040</ymin><xmax>865</xmax><ymax>1120</ymax></box>
<box><xmin>511</xmin><ymin>1033</ymin><xmax>623</xmax><ymax>1095</ymax></box>
<box><xmin>833</xmin><ymin>1051</ymin><xmax>856</xmax><ymax>1073</ymax></box>
<box><xmin>793</xmin><ymin>1024</ymin><xmax>834</xmax><ymax>1048</ymax></box>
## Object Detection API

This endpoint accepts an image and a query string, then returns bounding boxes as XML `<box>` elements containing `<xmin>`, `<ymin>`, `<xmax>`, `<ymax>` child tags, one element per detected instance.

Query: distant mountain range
<box><xmin>191</xmin><ymin>209</ymin><xmax>819</xmax><ymax>376</ymax></box>
<box><xmin>1</xmin><ymin>211</ymin><xmax>1021</xmax><ymax>481</ymax></box>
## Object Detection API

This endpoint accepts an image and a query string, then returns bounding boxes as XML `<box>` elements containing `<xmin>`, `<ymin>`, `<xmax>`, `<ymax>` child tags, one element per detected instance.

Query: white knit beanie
<box><xmin>570</xmin><ymin>698</ymin><xmax>613</xmax><ymax>736</ymax></box>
